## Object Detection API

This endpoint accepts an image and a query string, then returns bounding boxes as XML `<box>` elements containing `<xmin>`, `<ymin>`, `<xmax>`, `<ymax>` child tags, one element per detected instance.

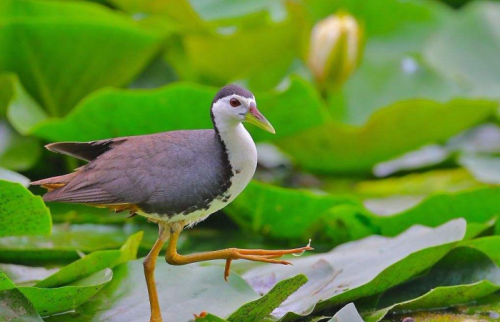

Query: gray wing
<box><xmin>45</xmin><ymin>139</ymin><xmax>125</xmax><ymax>162</ymax></box>
<box><xmin>43</xmin><ymin>130</ymin><xmax>233</xmax><ymax>216</ymax></box>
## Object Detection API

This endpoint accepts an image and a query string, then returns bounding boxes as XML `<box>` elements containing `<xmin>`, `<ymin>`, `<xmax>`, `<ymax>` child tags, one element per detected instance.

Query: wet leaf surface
<box><xmin>243</xmin><ymin>220</ymin><xmax>465</xmax><ymax>319</ymax></box>
<box><xmin>20</xmin><ymin>268</ymin><xmax>113</xmax><ymax>316</ymax></box>
<box><xmin>228</xmin><ymin>181</ymin><xmax>500</xmax><ymax>246</ymax></box>
<box><xmin>362</xmin><ymin>247</ymin><xmax>500</xmax><ymax>321</ymax></box>
<box><xmin>35</xmin><ymin>232</ymin><xmax>142</xmax><ymax>288</ymax></box>
<box><xmin>226</xmin><ymin>180</ymin><xmax>359</xmax><ymax>241</ymax></box>
<box><xmin>227</xmin><ymin>274</ymin><xmax>308</xmax><ymax>322</ymax></box>
<box><xmin>328</xmin><ymin>303</ymin><xmax>363</xmax><ymax>322</ymax></box>
<box><xmin>0</xmin><ymin>288</ymin><xmax>44</xmax><ymax>322</ymax></box>
<box><xmin>44</xmin><ymin>261</ymin><xmax>260</xmax><ymax>322</ymax></box>
<box><xmin>0</xmin><ymin>180</ymin><xmax>51</xmax><ymax>237</ymax></box>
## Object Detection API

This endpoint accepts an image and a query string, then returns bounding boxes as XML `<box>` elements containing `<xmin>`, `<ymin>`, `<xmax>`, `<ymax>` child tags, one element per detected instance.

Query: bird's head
<box><xmin>211</xmin><ymin>85</ymin><xmax>275</xmax><ymax>134</ymax></box>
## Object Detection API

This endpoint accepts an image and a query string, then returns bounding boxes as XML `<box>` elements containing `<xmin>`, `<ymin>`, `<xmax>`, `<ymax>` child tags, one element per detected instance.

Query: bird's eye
<box><xmin>230</xmin><ymin>98</ymin><xmax>241</xmax><ymax>108</ymax></box>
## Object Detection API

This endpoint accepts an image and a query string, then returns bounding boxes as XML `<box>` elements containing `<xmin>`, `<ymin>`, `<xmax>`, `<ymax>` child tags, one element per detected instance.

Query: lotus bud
<box><xmin>307</xmin><ymin>12</ymin><xmax>363</xmax><ymax>89</ymax></box>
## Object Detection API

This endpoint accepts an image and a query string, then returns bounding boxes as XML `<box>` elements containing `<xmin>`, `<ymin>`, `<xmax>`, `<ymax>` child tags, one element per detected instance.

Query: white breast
<box><xmin>163</xmin><ymin>123</ymin><xmax>257</xmax><ymax>227</ymax></box>
<box><xmin>222</xmin><ymin>123</ymin><xmax>258</xmax><ymax>201</ymax></box>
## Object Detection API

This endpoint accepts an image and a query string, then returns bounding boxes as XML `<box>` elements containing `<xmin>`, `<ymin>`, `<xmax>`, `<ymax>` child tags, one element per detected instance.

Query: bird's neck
<box><xmin>212</xmin><ymin>116</ymin><xmax>258</xmax><ymax>178</ymax></box>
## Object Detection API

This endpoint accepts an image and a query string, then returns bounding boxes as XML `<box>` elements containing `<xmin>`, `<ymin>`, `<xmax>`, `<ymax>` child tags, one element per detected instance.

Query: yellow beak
<box><xmin>245</xmin><ymin>104</ymin><xmax>276</xmax><ymax>134</ymax></box>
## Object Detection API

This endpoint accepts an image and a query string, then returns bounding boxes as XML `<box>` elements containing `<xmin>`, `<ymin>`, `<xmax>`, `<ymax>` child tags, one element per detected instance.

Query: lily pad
<box><xmin>0</xmin><ymin>264</ymin><xmax>57</xmax><ymax>286</ymax></box>
<box><xmin>459</xmin><ymin>154</ymin><xmax>500</xmax><ymax>185</ymax></box>
<box><xmin>317</xmin><ymin>186</ymin><xmax>500</xmax><ymax>245</ymax></box>
<box><xmin>332</xmin><ymin>55</ymin><xmax>462</xmax><ymax>125</ymax></box>
<box><xmin>227</xmin><ymin>180</ymin><xmax>499</xmax><ymax>245</ymax></box>
<box><xmin>0</xmin><ymin>272</ymin><xmax>15</xmax><ymax>290</ymax></box>
<box><xmin>275</xmin><ymin>98</ymin><xmax>495</xmax><ymax>174</ymax></box>
<box><xmin>46</xmin><ymin>261</ymin><xmax>261</xmax><ymax>322</ymax></box>
<box><xmin>0</xmin><ymin>223</ymin><xmax>246</xmax><ymax>265</ymax></box>
<box><xmin>362</xmin><ymin>247</ymin><xmax>500</xmax><ymax>322</ymax></box>
<box><xmin>0</xmin><ymin>121</ymin><xmax>41</xmax><ymax>171</ymax></box>
<box><xmin>0</xmin><ymin>224</ymin><xmax>155</xmax><ymax>264</ymax></box>
<box><xmin>35</xmin><ymin>231</ymin><xmax>143</xmax><ymax>288</ymax></box>
<box><xmin>177</xmin><ymin>5</ymin><xmax>303</xmax><ymax>89</ymax></box>
<box><xmin>225</xmin><ymin>180</ymin><xmax>359</xmax><ymax>241</ymax></box>
<box><xmin>0</xmin><ymin>73</ymin><xmax>47</xmax><ymax>135</ymax></box>
<box><xmin>0</xmin><ymin>180</ymin><xmax>51</xmax><ymax>237</ymax></box>
<box><xmin>459</xmin><ymin>236</ymin><xmax>500</xmax><ymax>267</ymax></box>
<box><xmin>19</xmin><ymin>268</ymin><xmax>113</xmax><ymax>316</ymax></box>
<box><xmin>195</xmin><ymin>314</ymin><xmax>229</xmax><ymax>322</ymax></box>
<box><xmin>424</xmin><ymin>2</ymin><xmax>500</xmax><ymax>98</ymax></box>
<box><xmin>227</xmin><ymin>274</ymin><xmax>308</xmax><ymax>322</ymax></box>
<box><xmin>0</xmin><ymin>0</ymin><xmax>164</xmax><ymax>116</ymax></box>
<box><xmin>378</xmin><ymin>187</ymin><xmax>500</xmax><ymax>236</ymax></box>
<box><xmin>32</xmin><ymin>83</ymin><xmax>214</xmax><ymax>142</ymax></box>
<box><xmin>0</xmin><ymin>288</ymin><xmax>44</xmax><ymax>322</ymax></box>
<box><xmin>243</xmin><ymin>219</ymin><xmax>465</xmax><ymax>319</ymax></box>
<box><xmin>31</xmin><ymin>78</ymin><xmax>325</xmax><ymax>143</ymax></box>
<box><xmin>329</xmin><ymin>303</ymin><xmax>363</xmax><ymax>322</ymax></box>
<box><xmin>355</xmin><ymin>168</ymin><xmax>482</xmax><ymax>197</ymax></box>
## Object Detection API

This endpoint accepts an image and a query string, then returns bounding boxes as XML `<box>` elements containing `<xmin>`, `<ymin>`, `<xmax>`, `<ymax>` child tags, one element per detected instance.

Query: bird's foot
<box><xmin>194</xmin><ymin>311</ymin><xmax>208</xmax><ymax>319</ymax></box>
<box><xmin>223</xmin><ymin>243</ymin><xmax>313</xmax><ymax>280</ymax></box>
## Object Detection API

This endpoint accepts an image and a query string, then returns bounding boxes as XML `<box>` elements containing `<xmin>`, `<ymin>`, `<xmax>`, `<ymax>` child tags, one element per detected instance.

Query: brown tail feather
<box><xmin>31</xmin><ymin>173</ymin><xmax>77</xmax><ymax>191</ymax></box>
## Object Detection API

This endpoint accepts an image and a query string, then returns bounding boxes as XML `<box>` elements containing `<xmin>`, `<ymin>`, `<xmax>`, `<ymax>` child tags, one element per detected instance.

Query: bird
<box><xmin>32</xmin><ymin>85</ymin><xmax>312</xmax><ymax>322</ymax></box>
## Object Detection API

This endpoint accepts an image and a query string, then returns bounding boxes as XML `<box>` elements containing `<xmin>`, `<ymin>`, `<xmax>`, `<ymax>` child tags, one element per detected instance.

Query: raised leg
<box><xmin>144</xmin><ymin>225</ymin><xmax>169</xmax><ymax>322</ymax></box>
<box><xmin>165</xmin><ymin>222</ymin><xmax>312</xmax><ymax>280</ymax></box>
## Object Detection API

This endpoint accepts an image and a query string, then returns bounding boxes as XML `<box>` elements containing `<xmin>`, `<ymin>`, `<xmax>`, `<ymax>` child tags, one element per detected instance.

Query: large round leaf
<box><xmin>243</xmin><ymin>219</ymin><xmax>465</xmax><ymax>319</ymax></box>
<box><xmin>363</xmin><ymin>246</ymin><xmax>500</xmax><ymax>321</ymax></box>
<box><xmin>46</xmin><ymin>261</ymin><xmax>260</xmax><ymax>322</ymax></box>
<box><xmin>20</xmin><ymin>268</ymin><xmax>113</xmax><ymax>316</ymax></box>
<box><xmin>276</xmin><ymin>99</ymin><xmax>495</xmax><ymax>174</ymax></box>
<box><xmin>425</xmin><ymin>2</ymin><xmax>500</xmax><ymax>98</ymax></box>
<box><xmin>0</xmin><ymin>0</ymin><xmax>164</xmax><ymax>116</ymax></box>
<box><xmin>0</xmin><ymin>180</ymin><xmax>51</xmax><ymax>237</ymax></box>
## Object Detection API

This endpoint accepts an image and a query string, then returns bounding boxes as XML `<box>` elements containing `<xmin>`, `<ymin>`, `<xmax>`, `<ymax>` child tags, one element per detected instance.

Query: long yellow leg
<box><xmin>144</xmin><ymin>225</ymin><xmax>169</xmax><ymax>322</ymax></box>
<box><xmin>165</xmin><ymin>223</ymin><xmax>312</xmax><ymax>280</ymax></box>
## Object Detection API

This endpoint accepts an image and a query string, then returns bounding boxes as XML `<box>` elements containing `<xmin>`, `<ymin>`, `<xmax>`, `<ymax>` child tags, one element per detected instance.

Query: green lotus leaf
<box><xmin>19</xmin><ymin>268</ymin><xmax>113</xmax><ymax>316</ymax></box>
<box><xmin>275</xmin><ymin>99</ymin><xmax>495</xmax><ymax>174</ymax></box>
<box><xmin>242</xmin><ymin>219</ymin><xmax>465</xmax><ymax>319</ymax></box>
<box><xmin>0</xmin><ymin>180</ymin><xmax>51</xmax><ymax>237</ymax></box>
<box><xmin>31</xmin><ymin>78</ymin><xmax>327</xmax><ymax>143</ymax></box>
<box><xmin>425</xmin><ymin>2</ymin><xmax>500</xmax><ymax>98</ymax></box>
<box><xmin>226</xmin><ymin>180</ymin><xmax>359</xmax><ymax>241</ymax></box>
<box><xmin>227</xmin><ymin>274</ymin><xmax>308</xmax><ymax>322</ymax></box>
<box><xmin>45</xmin><ymin>261</ymin><xmax>260</xmax><ymax>322</ymax></box>
<box><xmin>35</xmin><ymin>231</ymin><xmax>142</xmax><ymax>288</ymax></box>
<box><xmin>328</xmin><ymin>303</ymin><xmax>363</xmax><ymax>322</ymax></box>
<box><xmin>0</xmin><ymin>0</ymin><xmax>164</xmax><ymax>116</ymax></box>
<box><xmin>0</xmin><ymin>121</ymin><xmax>40</xmax><ymax>172</ymax></box>
<box><xmin>0</xmin><ymin>288</ymin><xmax>44</xmax><ymax>322</ymax></box>
<box><xmin>362</xmin><ymin>246</ymin><xmax>500</xmax><ymax>322</ymax></box>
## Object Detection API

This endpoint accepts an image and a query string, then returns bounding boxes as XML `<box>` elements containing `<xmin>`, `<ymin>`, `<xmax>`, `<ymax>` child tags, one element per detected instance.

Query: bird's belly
<box><xmin>138</xmin><ymin>168</ymin><xmax>254</xmax><ymax>227</ymax></box>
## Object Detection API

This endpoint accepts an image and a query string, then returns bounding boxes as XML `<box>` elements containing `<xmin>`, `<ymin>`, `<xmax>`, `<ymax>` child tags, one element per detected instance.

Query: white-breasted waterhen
<box><xmin>32</xmin><ymin>85</ymin><xmax>312</xmax><ymax>322</ymax></box>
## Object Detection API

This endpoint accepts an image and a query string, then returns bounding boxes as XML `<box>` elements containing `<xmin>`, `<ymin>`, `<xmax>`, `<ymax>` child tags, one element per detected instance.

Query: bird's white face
<box><xmin>212</xmin><ymin>94</ymin><xmax>275</xmax><ymax>133</ymax></box>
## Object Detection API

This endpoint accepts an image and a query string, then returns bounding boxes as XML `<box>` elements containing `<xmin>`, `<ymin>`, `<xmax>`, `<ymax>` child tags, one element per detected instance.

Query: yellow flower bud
<box><xmin>307</xmin><ymin>12</ymin><xmax>363</xmax><ymax>89</ymax></box>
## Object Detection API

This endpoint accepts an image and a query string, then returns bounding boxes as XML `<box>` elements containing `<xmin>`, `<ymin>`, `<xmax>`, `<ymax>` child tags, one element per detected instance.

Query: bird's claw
<box><xmin>194</xmin><ymin>311</ymin><xmax>208</xmax><ymax>319</ymax></box>
<box><xmin>223</xmin><ymin>243</ymin><xmax>313</xmax><ymax>280</ymax></box>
